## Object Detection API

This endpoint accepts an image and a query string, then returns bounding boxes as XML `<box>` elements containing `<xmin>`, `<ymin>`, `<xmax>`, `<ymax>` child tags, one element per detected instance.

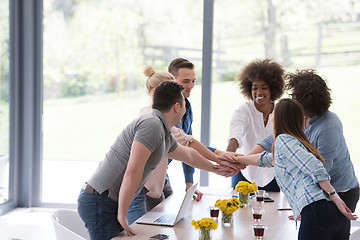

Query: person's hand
<box><xmin>233</xmin><ymin>162</ymin><xmax>247</xmax><ymax>170</ymax></box>
<box><xmin>331</xmin><ymin>195</ymin><xmax>358</xmax><ymax>220</ymax></box>
<box><xmin>117</xmin><ymin>213</ymin><xmax>136</xmax><ymax>236</ymax></box>
<box><xmin>234</xmin><ymin>153</ymin><xmax>244</xmax><ymax>157</ymax></box>
<box><xmin>216</xmin><ymin>156</ymin><xmax>243</xmax><ymax>171</ymax></box>
<box><xmin>234</xmin><ymin>155</ymin><xmax>249</xmax><ymax>165</ymax></box>
<box><xmin>216</xmin><ymin>150</ymin><xmax>239</xmax><ymax>163</ymax></box>
<box><xmin>213</xmin><ymin>164</ymin><xmax>239</xmax><ymax>177</ymax></box>
<box><xmin>193</xmin><ymin>189</ymin><xmax>203</xmax><ymax>201</ymax></box>
<box><xmin>215</xmin><ymin>151</ymin><xmax>245</xmax><ymax>171</ymax></box>
<box><xmin>186</xmin><ymin>182</ymin><xmax>203</xmax><ymax>201</ymax></box>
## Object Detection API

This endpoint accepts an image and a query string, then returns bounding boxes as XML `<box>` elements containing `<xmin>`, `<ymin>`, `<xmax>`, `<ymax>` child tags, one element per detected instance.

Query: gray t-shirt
<box><xmin>87</xmin><ymin>109</ymin><xmax>178</xmax><ymax>202</ymax></box>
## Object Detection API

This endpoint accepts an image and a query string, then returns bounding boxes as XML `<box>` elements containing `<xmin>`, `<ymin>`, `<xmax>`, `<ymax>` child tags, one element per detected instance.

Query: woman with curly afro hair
<box><xmin>227</xmin><ymin>59</ymin><xmax>285</xmax><ymax>191</ymax></box>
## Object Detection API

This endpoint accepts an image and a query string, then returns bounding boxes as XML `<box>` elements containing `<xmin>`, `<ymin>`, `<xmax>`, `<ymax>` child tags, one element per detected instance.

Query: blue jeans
<box><xmin>127</xmin><ymin>178</ymin><xmax>173</xmax><ymax>225</ymax></box>
<box><xmin>298</xmin><ymin>199</ymin><xmax>350</xmax><ymax>240</ymax></box>
<box><xmin>126</xmin><ymin>187</ymin><xmax>148</xmax><ymax>225</ymax></box>
<box><xmin>78</xmin><ymin>189</ymin><xmax>123</xmax><ymax>240</ymax></box>
<box><xmin>231</xmin><ymin>171</ymin><xmax>280</xmax><ymax>192</ymax></box>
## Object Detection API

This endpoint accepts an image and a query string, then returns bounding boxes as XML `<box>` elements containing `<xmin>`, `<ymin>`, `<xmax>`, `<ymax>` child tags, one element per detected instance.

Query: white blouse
<box><xmin>228</xmin><ymin>101</ymin><xmax>275</xmax><ymax>187</ymax></box>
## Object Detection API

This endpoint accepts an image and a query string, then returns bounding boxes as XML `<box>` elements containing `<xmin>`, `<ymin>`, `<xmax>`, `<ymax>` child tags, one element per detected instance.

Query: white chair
<box><xmin>52</xmin><ymin>209</ymin><xmax>90</xmax><ymax>240</ymax></box>
<box><xmin>350</xmin><ymin>228</ymin><xmax>360</xmax><ymax>240</ymax></box>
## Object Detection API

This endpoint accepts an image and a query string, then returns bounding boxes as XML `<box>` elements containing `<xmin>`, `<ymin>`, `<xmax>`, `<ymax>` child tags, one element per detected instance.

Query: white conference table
<box><xmin>114</xmin><ymin>187</ymin><xmax>299</xmax><ymax>239</ymax></box>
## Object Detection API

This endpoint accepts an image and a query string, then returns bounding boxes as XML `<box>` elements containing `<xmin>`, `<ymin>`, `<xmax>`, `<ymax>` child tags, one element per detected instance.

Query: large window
<box><xmin>41</xmin><ymin>0</ymin><xmax>360</xmax><ymax>203</ymax></box>
<box><xmin>42</xmin><ymin>0</ymin><xmax>204</xmax><ymax>203</ymax></box>
<box><xmin>2</xmin><ymin>0</ymin><xmax>358</xmax><ymax>208</ymax></box>
<box><xmin>210</xmin><ymin>0</ymin><xmax>360</xmax><ymax>187</ymax></box>
<box><xmin>0</xmin><ymin>1</ymin><xmax>9</xmax><ymax>205</ymax></box>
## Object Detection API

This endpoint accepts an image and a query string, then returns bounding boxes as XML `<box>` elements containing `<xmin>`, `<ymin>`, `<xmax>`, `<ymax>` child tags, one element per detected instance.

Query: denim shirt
<box><xmin>172</xmin><ymin>98</ymin><xmax>216</xmax><ymax>183</ymax></box>
<box><xmin>258</xmin><ymin>111</ymin><xmax>358</xmax><ymax>193</ymax></box>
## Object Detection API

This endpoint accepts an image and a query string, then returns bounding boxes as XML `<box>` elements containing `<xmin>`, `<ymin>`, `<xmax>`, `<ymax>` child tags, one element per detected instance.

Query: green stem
<box><xmin>222</xmin><ymin>212</ymin><xmax>233</xmax><ymax>224</ymax></box>
<box><xmin>238</xmin><ymin>192</ymin><xmax>249</xmax><ymax>205</ymax></box>
<box><xmin>200</xmin><ymin>228</ymin><xmax>211</xmax><ymax>240</ymax></box>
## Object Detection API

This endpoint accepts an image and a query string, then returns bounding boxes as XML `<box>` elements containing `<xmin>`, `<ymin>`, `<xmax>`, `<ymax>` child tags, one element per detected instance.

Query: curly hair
<box><xmin>285</xmin><ymin>69</ymin><xmax>332</xmax><ymax>117</ymax></box>
<box><xmin>235</xmin><ymin>59</ymin><xmax>285</xmax><ymax>101</ymax></box>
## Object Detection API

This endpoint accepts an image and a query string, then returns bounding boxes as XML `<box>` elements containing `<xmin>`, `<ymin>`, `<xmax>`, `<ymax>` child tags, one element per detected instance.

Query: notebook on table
<box><xmin>135</xmin><ymin>183</ymin><xmax>198</xmax><ymax>227</ymax></box>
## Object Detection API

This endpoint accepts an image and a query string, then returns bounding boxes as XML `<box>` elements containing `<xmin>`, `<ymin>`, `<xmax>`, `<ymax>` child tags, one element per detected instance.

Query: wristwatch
<box><xmin>323</xmin><ymin>190</ymin><xmax>336</xmax><ymax>199</ymax></box>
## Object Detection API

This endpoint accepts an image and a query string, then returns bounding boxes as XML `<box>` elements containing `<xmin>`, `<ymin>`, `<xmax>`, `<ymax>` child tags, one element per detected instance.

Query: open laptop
<box><xmin>136</xmin><ymin>183</ymin><xmax>198</xmax><ymax>226</ymax></box>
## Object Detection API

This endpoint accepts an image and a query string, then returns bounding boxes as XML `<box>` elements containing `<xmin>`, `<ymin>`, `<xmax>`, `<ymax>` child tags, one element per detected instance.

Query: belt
<box><xmin>82</xmin><ymin>183</ymin><xmax>117</xmax><ymax>203</ymax></box>
<box><xmin>82</xmin><ymin>183</ymin><xmax>96</xmax><ymax>194</ymax></box>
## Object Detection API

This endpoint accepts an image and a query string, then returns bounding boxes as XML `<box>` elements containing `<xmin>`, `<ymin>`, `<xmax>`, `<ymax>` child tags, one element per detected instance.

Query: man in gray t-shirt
<box><xmin>77</xmin><ymin>81</ymin><xmax>236</xmax><ymax>239</ymax></box>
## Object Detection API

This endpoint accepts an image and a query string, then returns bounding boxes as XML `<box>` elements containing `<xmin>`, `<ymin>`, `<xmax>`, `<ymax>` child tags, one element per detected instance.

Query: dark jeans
<box><xmin>298</xmin><ymin>199</ymin><xmax>350</xmax><ymax>240</ymax></box>
<box><xmin>78</xmin><ymin>189</ymin><xmax>122</xmax><ymax>240</ymax></box>
<box><xmin>338</xmin><ymin>185</ymin><xmax>359</xmax><ymax>213</ymax></box>
<box><xmin>231</xmin><ymin>171</ymin><xmax>280</xmax><ymax>192</ymax></box>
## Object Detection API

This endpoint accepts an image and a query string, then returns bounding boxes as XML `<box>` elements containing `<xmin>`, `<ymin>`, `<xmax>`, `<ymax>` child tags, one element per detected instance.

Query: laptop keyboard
<box><xmin>154</xmin><ymin>214</ymin><xmax>176</xmax><ymax>224</ymax></box>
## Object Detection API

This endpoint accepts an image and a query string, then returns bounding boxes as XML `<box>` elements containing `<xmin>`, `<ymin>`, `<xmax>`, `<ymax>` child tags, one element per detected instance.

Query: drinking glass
<box><xmin>252</xmin><ymin>207</ymin><xmax>264</xmax><ymax>222</ymax></box>
<box><xmin>253</xmin><ymin>224</ymin><xmax>266</xmax><ymax>239</ymax></box>
<box><xmin>256</xmin><ymin>190</ymin><xmax>267</xmax><ymax>204</ymax></box>
<box><xmin>209</xmin><ymin>206</ymin><xmax>219</xmax><ymax>218</ymax></box>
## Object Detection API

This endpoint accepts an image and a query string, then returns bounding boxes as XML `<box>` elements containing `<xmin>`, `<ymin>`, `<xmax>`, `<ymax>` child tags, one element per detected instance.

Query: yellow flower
<box><xmin>191</xmin><ymin>218</ymin><xmax>217</xmax><ymax>230</ymax></box>
<box><xmin>235</xmin><ymin>181</ymin><xmax>258</xmax><ymax>195</ymax></box>
<box><xmin>214</xmin><ymin>197</ymin><xmax>242</xmax><ymax>214</ymax></box>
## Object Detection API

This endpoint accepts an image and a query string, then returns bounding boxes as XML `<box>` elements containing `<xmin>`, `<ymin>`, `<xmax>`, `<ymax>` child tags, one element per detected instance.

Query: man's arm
<box><xmin>117</xmin><ymin>140</ymin><xmax>151</xmax><ymax>236</ymax></box>
<box><xmin>168</xmin><ymin>144</ymin><xmax>238</xmax><ymax>177</ymax></box>
<box><xmin>247</xmin><ymin>133</ymin><xmax>274</xmax><ymax>155</ymax></box>
<box><xmin>247</xmin><ymin>144</ymin><xmax>266</xmax><ymax>155</ymax></box>
<box><xmin>189</xmin><ymin>139</ymin><xmax>239</xmax><ymax>169</ymax></box>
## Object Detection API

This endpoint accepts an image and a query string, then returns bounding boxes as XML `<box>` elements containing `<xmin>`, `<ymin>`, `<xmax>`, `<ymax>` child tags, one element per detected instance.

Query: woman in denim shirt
<box><xmin>272</xmin><ymin>98</ymin><xmax>356</xmax><ymax>239</ymax></box>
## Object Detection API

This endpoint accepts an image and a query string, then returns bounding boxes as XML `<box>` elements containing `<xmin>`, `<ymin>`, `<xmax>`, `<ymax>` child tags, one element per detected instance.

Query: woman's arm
<box><xmin>144</xmin><ymin>157</ymin><xmax>168</xmax><ymax>199</ymax></box>
<box><xmin>318</xmin><ymin>180</ymin><xmax>357</xmax><ymax>220</ymax></box>
<box><xmin>226</xmin><ymin>138</ymin><xmax>239</xmax><ymax>152</ymax></box>
<box><xmin>188</xmin><ymin>138</ymin><xmax>218</xmax><ymax>162</ymax></box>
<box><xmin>236</xmin><ymin>154</ymin><xmax>261</xmax><ymax>166</ymax></box>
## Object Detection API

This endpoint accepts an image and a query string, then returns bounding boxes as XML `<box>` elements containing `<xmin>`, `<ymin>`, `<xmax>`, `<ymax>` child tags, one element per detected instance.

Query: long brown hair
<box><xmin>272</xmin><ymin>98</ymin><xmax>324</xmax><ymax>163</ymax></box>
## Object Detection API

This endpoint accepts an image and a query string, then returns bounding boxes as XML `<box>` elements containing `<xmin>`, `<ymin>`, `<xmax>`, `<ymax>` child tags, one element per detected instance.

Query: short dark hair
<box><xmin>168</xmin><ymin>58</ymin><xmax>194</xmax><ymax>78</ymax></box>
<box><xmin>152</xmin><ymin>81</ymin><xmax>185</xmax><ymax>112</ymax></box>
<box><xmin>236</xmin><ymin>59</ymin><xmax>285</xmax><ymax>101</ymax></box>
<box><xmin>285</xmin><ymin>69</ymin><xmax>332</xmax><ymax>117</ymax></box>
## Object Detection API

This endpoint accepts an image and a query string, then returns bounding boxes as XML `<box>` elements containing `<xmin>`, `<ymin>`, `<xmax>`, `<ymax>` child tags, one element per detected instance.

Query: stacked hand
<box><xmin>213</xmin><ymin>151</ymin><xmax>248</xmax><ymax>176</ymax></box>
